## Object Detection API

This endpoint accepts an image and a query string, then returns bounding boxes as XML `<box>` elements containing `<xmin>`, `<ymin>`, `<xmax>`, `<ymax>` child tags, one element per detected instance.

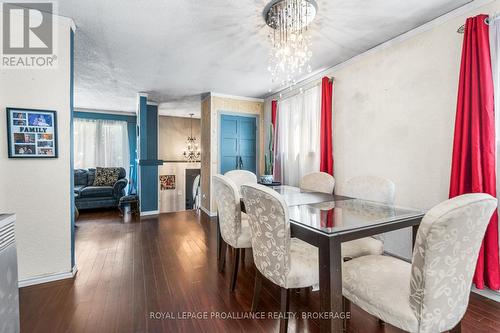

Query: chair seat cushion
<box><xmin>235</xmin><ymin>213</ymin><xmax>252</xmax><ymax>248</ymax></box>
<box><xmin>343</xmin><ymin>255</ymin><xmax>418</xmax><ymax>332</ymax></box>
<box><xmin>79</xmin><ymin>186</ymin><xmax>114</xmax><ymax>198</ymax></box>
<box><xmin>342</xmin><ymin>237</ymin><xmax>383</xmax><ymax>259</ymax></box>
<box><xmin>285</xmin><ymin>238</ymin><xmax>319</xmax><ymax>289</ymax></box>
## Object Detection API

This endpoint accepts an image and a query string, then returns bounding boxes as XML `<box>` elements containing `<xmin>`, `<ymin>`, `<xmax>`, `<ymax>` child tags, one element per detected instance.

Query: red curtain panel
<box><xmin>320</xmin><ymin>77</ymin><xmax>334</xmax><ymax>175</ymax></box>
<box><xmin>450</xmin><ymin>14</ymin><xmax>500</xmax><ymax>290</ymax></box>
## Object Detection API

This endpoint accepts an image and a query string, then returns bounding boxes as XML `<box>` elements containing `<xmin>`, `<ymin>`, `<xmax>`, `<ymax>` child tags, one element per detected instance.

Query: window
<box><xmin>74</xmin><ymin>118</ymin><xmax>130</xmax><ymax>173</ymax></box>
<box><xmin>275</xmin><ymin>85</ymin><xmax>321</xmax><ymax>186</ymax></box>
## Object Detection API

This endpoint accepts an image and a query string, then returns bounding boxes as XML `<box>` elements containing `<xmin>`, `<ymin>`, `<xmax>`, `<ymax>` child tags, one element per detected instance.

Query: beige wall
<box><xmin>200</xmin><ymin>94</ymin><xmax>264</xmax><ymax>213</ymax></box>
<box><xmin>0</xmin><ymin>18</ymin><xmax>74</xmax><ymax>281</ymax></box>
<box><xmin>200</xmin><ymin>96</ymin><xmax>212</xmax><ymax>211</ymax></box>
<box><xmin>158</xmin><ymin>116</ymin><xmax>201</xmax><ymax>212</ymax></box>
<box><xmin>159</xmin><ymin>115</ymin><xmax>200</xmax><ymax>161</ymax></box>
<box><xmin>264</xmin><ymin>0</ymin><xmax>500</xmax><ymax>258</ymax></box>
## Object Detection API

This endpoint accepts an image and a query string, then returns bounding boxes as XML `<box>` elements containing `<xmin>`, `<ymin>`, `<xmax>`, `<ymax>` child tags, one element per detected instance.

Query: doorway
<box><xmin>220</xmin><ymin>114</ymin><xmax>257</xmax><ymax>174</ymax></box>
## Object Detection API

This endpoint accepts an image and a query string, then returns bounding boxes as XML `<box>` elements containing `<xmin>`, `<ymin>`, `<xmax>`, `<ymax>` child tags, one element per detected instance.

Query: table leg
<box><xmin>216</xmin><ymin>212</ymin><xmax>222</xmax><ymax>262</ymax></box>
<box><xmin>319</xmin><ymin>235</ymin><xmax>343</xmax><ymax>333</ymax></box>
<box><xmin>412</xmin><ymin>224</ymin><xmax>419</xmax><ymax>251</ymax></box>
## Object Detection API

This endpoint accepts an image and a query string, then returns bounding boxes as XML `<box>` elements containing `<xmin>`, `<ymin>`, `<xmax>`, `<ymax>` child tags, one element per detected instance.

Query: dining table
<box><xmin>216</xmin><ymin>185</ymin><xmax>425</xmax><ymax>333</ymax></box>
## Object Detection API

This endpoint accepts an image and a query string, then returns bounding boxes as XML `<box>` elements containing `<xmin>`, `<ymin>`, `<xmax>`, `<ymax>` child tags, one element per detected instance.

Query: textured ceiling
<box><xmin>59</xmin><ymin>0</ymin><xmax>472</xmax><ymax>114</ymax></box>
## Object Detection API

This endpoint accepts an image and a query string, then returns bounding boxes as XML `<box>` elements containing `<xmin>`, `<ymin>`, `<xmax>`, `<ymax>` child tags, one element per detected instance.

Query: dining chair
<box><xmin>341</xmin><ymin>176</ymin><xmax>396</xmax><ymax>260</ymax></box>
<box><xmin>225</xmin><ymin>169</ymin><xmax>258</xmax><ymax>190</ymax></box>
<box><xmin>213</xmin><ymin>174</ymin><xmax>253</xmax><ymax>291</ymax></box>
<box><xmin>342</xmin><ymin>193</ymin><xmax>497</xmax><ymax>333</ymax></box>
<box><xmin>241</xmin><ymin>183</ymin><xmax>319</xmax><ymax>333</ymax></box>
<box><xmin>299</xmin><ymin>171</ymin><xmax>335</xmax><ymax>194</ymax></box>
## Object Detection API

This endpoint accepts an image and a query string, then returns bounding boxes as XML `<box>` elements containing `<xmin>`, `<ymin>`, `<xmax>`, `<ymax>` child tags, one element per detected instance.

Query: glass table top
<box><xmin>288</xmin><ymin>198</ymin><xmax>424</xmax><ymax>235</ymax></box>
<box><xmin>270</xmin><ymin>185</ymin><xmax>340</xmax><ymax>206</ymax></box>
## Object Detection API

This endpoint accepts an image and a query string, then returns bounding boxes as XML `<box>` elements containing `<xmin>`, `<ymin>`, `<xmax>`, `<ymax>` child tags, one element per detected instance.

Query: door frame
<box><xmin>217</xmin><ymin>111</ymin><xmax>260</xmax><ymax>177</ymax></box>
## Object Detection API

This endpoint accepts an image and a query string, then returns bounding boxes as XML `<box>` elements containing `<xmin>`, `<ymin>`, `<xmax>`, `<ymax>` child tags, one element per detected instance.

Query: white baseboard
<box><xmin>472</xmin><ymin>286</ymin><xmax>500</xmax><ymax>302</ymax></box>
<box><xmin>140</xmin><ymin>210</ymin><xmax>159</xmax><ymax>216</ymax></box>
<box><xmin>200</xmin><ymin>206</ymin><xmax>216</xmax><ymax>217</ymax></box>
<box><xmin>18</xmin><ymin>265</ymin><xmax>78</xmax><ymax>288</ymax></box>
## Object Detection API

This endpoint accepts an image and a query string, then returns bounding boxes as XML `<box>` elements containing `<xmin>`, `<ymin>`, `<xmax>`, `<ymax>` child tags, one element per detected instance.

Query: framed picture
<box><xmin>160</xmin><ymin>175</ymin><xmax>176</xmax><ymax>190</ymax></box>
<box><xmin>6</xmin><ymin>108</ymin><xmax>58</xmax><ymax>158</ymax></box>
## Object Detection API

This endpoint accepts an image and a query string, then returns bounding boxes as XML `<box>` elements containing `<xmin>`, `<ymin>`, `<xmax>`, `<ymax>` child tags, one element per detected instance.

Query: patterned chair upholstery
<box><xmin>341</xmin><ymin>176</ymin><xmax>396</xmax><ymax>259</ymax></box>
<box><xmin>342</xmin><ymin>193</ymin><xmax>497</xmax><ymax>333</ymax></box>
<box><xmin>299</xmin><ymin>172</ymin><xmax>335</xmax><ymax>194</ymax></box>
<box><xmin>241</xmin><ymin>183</ymin><xmax>319</xmax><ymax>333</ymax></box>
<box><xmin>224</xmin><ymin>170</ymin><xmax>257</xmax><ymax>192</ymax></box>
<box><xmin>213</xmin><ymin>175</ymin><xmax>252</xmax><ymax>291</ymax></box>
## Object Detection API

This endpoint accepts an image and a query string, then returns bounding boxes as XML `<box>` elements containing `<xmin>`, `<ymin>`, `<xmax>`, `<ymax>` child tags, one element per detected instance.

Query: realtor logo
<box><xmin>2</xmin><ymin>2</ymin><xmax>56</xmax><ymax>68</ymax></box>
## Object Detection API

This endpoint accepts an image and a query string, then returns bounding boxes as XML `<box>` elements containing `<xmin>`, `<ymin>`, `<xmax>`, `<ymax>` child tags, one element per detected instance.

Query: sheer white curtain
<box><xmin>74</xmin><ymin>118</ymin><xmax>130</xmax><ymax>173</ymax></box>
<box><xmin>275</xmin><ymin>84</ymin><xmax>321</xmax><ymax>186</ymax></box>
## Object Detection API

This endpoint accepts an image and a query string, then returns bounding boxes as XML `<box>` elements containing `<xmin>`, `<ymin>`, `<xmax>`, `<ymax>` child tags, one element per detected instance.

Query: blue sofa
<box><xmin>74</xmin><ymin>168</ymin><xmax>128</xmax><ymax>210</ymax></box>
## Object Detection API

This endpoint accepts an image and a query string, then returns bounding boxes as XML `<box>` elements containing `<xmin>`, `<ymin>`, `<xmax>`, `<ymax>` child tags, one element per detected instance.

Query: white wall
<box><xmin>265</xmin><ymin>0</ymin><xmax>500</xmax><ymax>258</ymax></box>
<box><xmin>0</xmin><ymin>17</ymin><xmax>74</xmax><ymax>281</ymax></box>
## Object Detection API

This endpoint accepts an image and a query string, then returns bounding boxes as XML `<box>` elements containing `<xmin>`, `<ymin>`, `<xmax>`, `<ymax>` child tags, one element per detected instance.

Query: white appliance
<box><xmin>0</xmin><ymin>214</ymin><xmax>19</xmax><ymax>333</ymax></box>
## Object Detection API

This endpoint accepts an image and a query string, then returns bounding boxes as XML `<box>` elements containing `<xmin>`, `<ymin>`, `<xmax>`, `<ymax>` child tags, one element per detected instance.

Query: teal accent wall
<box><xmin>138</xmin><ymin>99</ymin><xmax>160</xmax><ymax>213</ymax></box>
<box><xmin>70</xmin><ymin>28</ymin><xmax>75</xmax><ymax>268</ymax></box>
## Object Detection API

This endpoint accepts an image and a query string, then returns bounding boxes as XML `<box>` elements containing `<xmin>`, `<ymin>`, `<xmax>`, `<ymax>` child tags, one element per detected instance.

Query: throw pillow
<box><xmin>93</xmin><ymin>167</ymin><xmax>120</xmax><ymax>186</ymax></box>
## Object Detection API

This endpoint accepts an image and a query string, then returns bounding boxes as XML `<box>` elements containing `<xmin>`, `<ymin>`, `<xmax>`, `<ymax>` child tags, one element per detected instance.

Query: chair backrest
<box><xmin>409</xmin><ymin>193</ymin><xmax>497</xmax><ymax>333</ymax></box>
<box><xmin>299</xmin><ymin>172</ymin><xmax>335</xmax><ymax>194</ymax></box>
<box><xmin>192</xmin><ymin>174</ymin><xmax>200</xmax><ymax>208</ymax></box>
<box><xmin>342</xmin><ymin>176</ymin><xmax>395</xmax><ymax>204</ymax></box>
<box><xmin>225</xmin><ymin>170</ymin><xmax>257</xmax><ymax>191</ymax></box>
<box><xmin>241</xmin><ymin>183</ymin><xmax>291</xmax><ymax>288</ymax></box>
<box><xmin>212</xmin><ymin>175</ymin><xmax>243</xmax><ymax>247</ymax></box>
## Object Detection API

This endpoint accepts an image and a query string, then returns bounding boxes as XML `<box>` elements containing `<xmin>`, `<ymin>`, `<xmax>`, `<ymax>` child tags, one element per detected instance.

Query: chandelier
<box><xmin>264</xmin><ymin>0</ymin><xmax>317</xmax><ymax>88</ymax></box>
<box><xmin>183</xmin><ymin>114</ymin><xmax>201</xmax><ymax>162</ymax></box>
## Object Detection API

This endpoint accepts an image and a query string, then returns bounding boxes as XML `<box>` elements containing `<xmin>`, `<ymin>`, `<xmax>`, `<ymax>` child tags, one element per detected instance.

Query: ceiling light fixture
<box><xmin>264</xmin><ymin>0</ymin><xmax>317</xmax><ymax>89</ymax></box>
<box><xmin>183</xmin><ymin>114</ymin><xmax>200</xmax><ymax>162</ymax></box>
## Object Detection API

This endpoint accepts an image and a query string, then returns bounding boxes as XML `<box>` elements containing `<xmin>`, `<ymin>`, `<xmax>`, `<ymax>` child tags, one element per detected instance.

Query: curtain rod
<box><xmin>272</xmin><ymin>76</ymin><xmax>334</xmax><ymax>101</ymax></box>
<box><xmin>457</xmin><ymin>14</ymin><xmax>500</xmax><ymax>33</ymax></box>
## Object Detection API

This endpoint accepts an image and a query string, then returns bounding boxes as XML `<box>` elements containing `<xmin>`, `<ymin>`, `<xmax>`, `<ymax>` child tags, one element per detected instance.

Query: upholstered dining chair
<box><xmin>213</xmin><ymin>175</ymin><xmax>253</xmax><ymax>291</ymax></box>
<box><xmin>225</xmin><ymin>169</ymin><xmax>258</xmax><ymax>191</ymax></box>
<box><xmin>342</xmin><ymin>193</ymin><xmax>497</xmax><ymax>333</ymax></box>
<box><xmin>241</xmin><ymin>183</ymin><xmax>319</xmax><ymax>333</ymax></box>
<box><xmin>341</xmin><ymin>176</ymin><xmax>396</xmax><ymax>260</ymax></box>
<box><xmin>299</xmin><ymin>171</ymin><xmax>335</xmax><ymax>194</ymax></box>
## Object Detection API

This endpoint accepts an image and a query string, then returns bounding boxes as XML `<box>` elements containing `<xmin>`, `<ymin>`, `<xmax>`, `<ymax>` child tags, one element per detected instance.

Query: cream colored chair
<box><xmin>299</xmin><ymin>172</ymin><xmax>335</xmax><ymax>194</ymax></box>
<box><xmin>342</xmin><ymin>193</ymin><xmax>497</xmax><ymax>333</ymax></box>
<box><xmin>241</xmin><ymin>183</ymin><xmax>319</xmax><ymax>333</ymax></box>
<box><xmin>341</xmin><ymin>176</ymin><xmax>396</xmax><ymax>259</ymax></box>
<box><xmin>225</xmin><ymin>169</ymin><xmax>258</xmax><ymax>191</ymax></box>
<box><xmin>213</xmin><ymin>175</ymin><xmax>252</xmax><ymax>291</ymax></box>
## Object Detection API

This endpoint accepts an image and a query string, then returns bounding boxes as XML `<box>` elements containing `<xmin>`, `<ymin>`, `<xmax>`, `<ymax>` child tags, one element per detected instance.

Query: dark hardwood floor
<box><xmin>20</xmin><ymin>209</ymin><xmax>500</xmax><ymax>333</ymax></box>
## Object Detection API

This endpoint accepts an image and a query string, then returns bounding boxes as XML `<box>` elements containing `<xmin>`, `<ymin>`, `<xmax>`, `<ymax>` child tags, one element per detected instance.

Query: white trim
<box><xmin>472</xmin><ymin>287</ymin><xmax>500</xmax><ymax>302</ymax></box>
<box><xmin>140</xmin><ymin>210</ymin><xmax>159</xmax><ymax>216</ymax></box>
<box><xmin>74</xmin><ymin>108</ymin><xmax>136</xmax><ymax>116</ymax></box>
<box><xmin>200</xmin><ymin>205</ymin><xmax>216</xmax><ymax>217</ymax></box>
<box><xmin>138</xmin><ymin>92</ymin><xmax>149</xmax><ymax>98</ymax></box>
<box><xmin>265</xmin><ymin>0</ymin><xmax>495</xmax><ymax>99</ymax></box>
<box><xmin>210</xmin><ymin>92</ymin><xmax>264</xmax><ymax>103</ymax></box>
<box><xmin>18</xmin><ymin>265</ymin><xmax>77</xmax><ymax>288</ymax></box>
<box><xmin>147</xmin><ymin>101</ymin><xmax>159</xmax><ymax>106</ymax></box>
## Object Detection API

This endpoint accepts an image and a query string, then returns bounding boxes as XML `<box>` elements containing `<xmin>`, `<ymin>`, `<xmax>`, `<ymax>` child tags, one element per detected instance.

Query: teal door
<box><xmin>220</xmin><ymin>115</ymin><xmax>257</xmax><ymax>175</ymax></box>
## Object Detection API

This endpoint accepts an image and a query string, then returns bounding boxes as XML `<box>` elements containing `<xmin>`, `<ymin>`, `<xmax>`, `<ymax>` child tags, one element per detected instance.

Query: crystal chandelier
<box><xmin>264</xmin><ymin>0</ymin><xmax>317</xmax><ymax>88</ymax></box>
<box><xmin>183</xmin><ymin>114</ymin><xmax>201</xmax><ymax>162</ymax></box>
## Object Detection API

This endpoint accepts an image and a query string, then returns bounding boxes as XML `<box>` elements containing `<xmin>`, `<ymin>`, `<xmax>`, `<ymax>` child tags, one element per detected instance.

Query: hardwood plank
<box><xmin>18</xmin><ymin>209</ymin><xmax>500</xmax><ymax>333</ymax></box>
